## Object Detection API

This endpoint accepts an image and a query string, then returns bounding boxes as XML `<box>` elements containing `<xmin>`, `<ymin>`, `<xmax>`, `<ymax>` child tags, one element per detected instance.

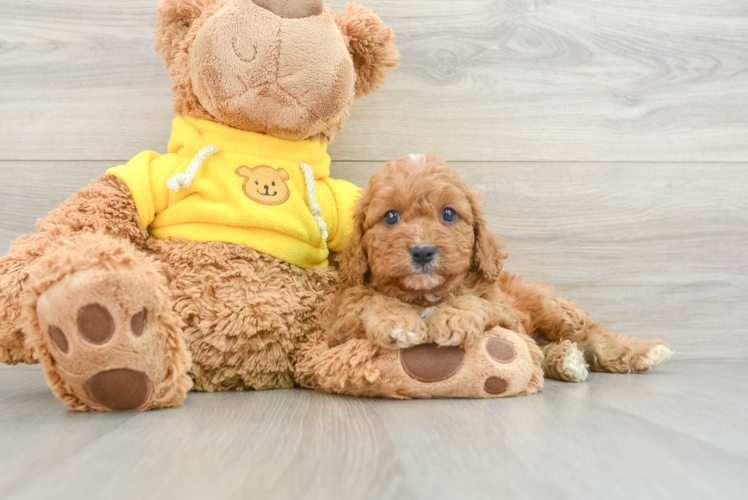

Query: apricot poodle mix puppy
<box><xmin>330</xmin><ymin>154</ymin><xmax>673</xmax><ymax>385</ymax></box>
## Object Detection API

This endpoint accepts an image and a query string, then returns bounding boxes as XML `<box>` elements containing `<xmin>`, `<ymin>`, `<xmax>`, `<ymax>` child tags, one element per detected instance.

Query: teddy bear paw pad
<box><xmin>77</xmin><ymin>304</ymin><xmax>115</xmax><ymax>344</ymax></box>
<box><xmin>35</xmin><ymin>268</ymin><xmax>178</xmax><ymax>411</ymax></box>
<box><xmin>400</xmin><ymin>344</ymin><xmax>465</xmax><ymax>382</ymax></box>
<box><xmin>485</xmin><ymin>338</ymin><xmax>516</xmax><ymax>363</ymax></box>
<box><xmin>85</xmin><ymin>368</ymin><xmax>152</xmax><ymax>411</ymax></box>
<box><xmin>483</xmin><ymin>376</ymin><xmax>509</xmax><ymax>395</ymax></box>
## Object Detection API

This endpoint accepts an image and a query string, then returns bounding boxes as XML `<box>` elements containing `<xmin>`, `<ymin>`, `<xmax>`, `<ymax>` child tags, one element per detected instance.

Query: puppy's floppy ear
<box><xmin>467</xmin><ymin>190</ymin><xmax>507</xmax><ymax>283</ymax></box>
<box><xmin>338</xmin><ymin>190</ymin><xmax>371</xmax><ymax>288</ymax></box>
<box><xmin>333</xmin><ymin>3</ymin><xmax>400</xmax><ymax>98</ymax></box>
<box><xmin>155</xmin><ymin>0</ymin><xmax>215</xmax><ymax>67</ymax></box>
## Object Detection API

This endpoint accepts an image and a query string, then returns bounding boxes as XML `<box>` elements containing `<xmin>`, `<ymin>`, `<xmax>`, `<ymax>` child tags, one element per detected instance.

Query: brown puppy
<box><xmin>331</xmin><ymin>154</ymin><xmax>673</xmax><ymax>383</ymax></box>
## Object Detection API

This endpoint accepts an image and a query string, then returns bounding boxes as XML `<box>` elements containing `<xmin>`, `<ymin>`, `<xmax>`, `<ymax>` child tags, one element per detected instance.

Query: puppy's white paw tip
<box><xmin>561</xmin><ymin>343</ymin><xmax>589</xmax><ymax>382</ymax></box>
<box><xmin>388</xmin><ymin>328</ymin><xmax>423</xmax><ymax>349</ymax></box>
<box><xmin>645</xmin><ymin>345</ymin><xmax>674</xmax><ymax>369</ymax></box>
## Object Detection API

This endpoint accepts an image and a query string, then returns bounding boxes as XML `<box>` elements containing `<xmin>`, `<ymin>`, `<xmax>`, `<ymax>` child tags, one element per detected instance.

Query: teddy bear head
<box><xmin>154</xmin><ymin>0</ymin><xmax>399</xmax><ymax>143</ymax></box>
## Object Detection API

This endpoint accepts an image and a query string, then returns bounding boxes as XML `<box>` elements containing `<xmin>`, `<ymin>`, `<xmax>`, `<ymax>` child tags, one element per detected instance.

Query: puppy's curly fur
<box><xmin>331</xmin><ymin>154</ymin><xmax>672</xmax><ymax>384</ymax></box>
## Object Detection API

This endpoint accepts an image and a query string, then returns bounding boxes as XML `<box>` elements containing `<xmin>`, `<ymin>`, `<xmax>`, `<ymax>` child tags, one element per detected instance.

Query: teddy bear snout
<box><xmin>252</xmin><ymin>0</ymin><xmax>323</xmax><ymax>19</ymax></box>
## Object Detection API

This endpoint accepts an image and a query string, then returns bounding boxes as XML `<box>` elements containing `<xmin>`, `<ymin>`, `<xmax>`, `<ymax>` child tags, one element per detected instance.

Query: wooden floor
<box><xmin>1</xmin><ymin>1</ymin><xmax>747</xmax><ymax>498</ymax></box>
<box><xmin>1</xmin><ymin>361</ymin><xmax>746</xmax><ymax>500</ymax></box>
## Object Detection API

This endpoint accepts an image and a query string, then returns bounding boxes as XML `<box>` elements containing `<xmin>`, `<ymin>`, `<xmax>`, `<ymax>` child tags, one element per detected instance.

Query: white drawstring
<box><xmin>167</xmin><ymin>145</ymin><xmax>220</xmax><ymax>193</ymax></box>
<box><xmin>300</xmin><ymin>163</ymin><xmax>328</xmax><ymax>241</ymax></box>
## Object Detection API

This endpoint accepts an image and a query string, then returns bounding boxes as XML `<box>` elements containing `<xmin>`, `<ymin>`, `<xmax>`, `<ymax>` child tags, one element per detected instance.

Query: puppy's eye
<box><xmin>441</xmin><ymin>207</ymin><xmax>458</xmax><ymax>224</ymax></box>
<box><xmin>383</xmin><ymin>209</ymin><xmax>400</xmax><ymax>227</ymax></box>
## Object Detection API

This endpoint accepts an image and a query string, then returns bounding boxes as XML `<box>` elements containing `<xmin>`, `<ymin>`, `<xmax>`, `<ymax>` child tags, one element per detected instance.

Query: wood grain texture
<box><xmin>1</xmin><ymin>1</ymin><xmax>747</xmax><ymax>162</ymax></box>
<box><xmin>1</xmin><ymin>361</ymin><xmax>747</xmax><ymax>500</ymax></box>
<box><xmin>2</xmin><ymin>2</ymin><xmax>747</xmax><ymax>497</ymax></box>
<box><xmin>2</xmin><ymin>160</ymin><xmax>746</xmax><ymax>360</ymax></box>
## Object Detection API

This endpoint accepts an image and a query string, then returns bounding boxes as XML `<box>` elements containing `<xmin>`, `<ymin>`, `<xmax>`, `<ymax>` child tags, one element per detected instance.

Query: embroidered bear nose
<box><xmin>252</xmin><ymin>0</ymin><xmax>323</xmax><ymax>19</ymax></box>
<box><xmin>409</xmin><ymin>245</ymin><xmax>437</xmax><ymax>266</ymax></box>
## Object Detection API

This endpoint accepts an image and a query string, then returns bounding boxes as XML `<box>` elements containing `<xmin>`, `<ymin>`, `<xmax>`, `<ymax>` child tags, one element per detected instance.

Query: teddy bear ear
<box><xmin>154</xmin><ymin>0</ymin><xmax>215</xmax><ymax>67</ymax></box>
<box><xmin>333</xmin><ymin>3</ymin><xmax>400</xmax><ymax>98</ymax></box>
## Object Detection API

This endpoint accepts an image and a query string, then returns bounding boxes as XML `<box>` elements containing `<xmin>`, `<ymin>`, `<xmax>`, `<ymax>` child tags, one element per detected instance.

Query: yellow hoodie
<box><xmin>107</xmin><ymin>117</ymin><xmax>360</xmax><ymax>268</ymax></box>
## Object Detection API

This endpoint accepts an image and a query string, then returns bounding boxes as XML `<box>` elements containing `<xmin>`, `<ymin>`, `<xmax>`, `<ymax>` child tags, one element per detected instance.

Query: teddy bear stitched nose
<box><xmin>252</xmin><ymin>0</ymin><xmax>323</xmax><ymax>19</ymax></box>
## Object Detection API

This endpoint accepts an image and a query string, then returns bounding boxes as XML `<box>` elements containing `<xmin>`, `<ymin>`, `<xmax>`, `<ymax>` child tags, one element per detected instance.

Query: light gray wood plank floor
<box><xmin>2</xmin><ymin>1</ymin><xmax>747</xmax><ymax>498</ymax></box>
<box><xmin>1</xmin><ymin>361</ymin><xmax>746</xmax><ymax>500</ymax></box>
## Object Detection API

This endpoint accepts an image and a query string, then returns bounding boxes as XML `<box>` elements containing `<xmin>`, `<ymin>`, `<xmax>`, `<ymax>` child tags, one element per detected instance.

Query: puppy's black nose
<box><xmin>409</xmin><ymin>245</ymin><xmax>437</xmax><ymax>265</ymax></box>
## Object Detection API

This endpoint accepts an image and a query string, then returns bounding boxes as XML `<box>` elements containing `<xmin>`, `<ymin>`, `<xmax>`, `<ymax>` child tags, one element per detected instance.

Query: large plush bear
<box><xmin>0</xmin><ymin>0</ymin><xmax>398</xmax><ymax>411</ymax></box>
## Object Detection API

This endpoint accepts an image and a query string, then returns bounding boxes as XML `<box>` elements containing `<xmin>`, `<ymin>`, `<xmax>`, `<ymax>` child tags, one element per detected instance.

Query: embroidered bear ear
<box><xmin>333</xmin><ymin>3</ymin><xmax>400</xmax><ymax>98</ymax></box>
<box><xmin>235</xmin><ymin>166</ymin><xmax>252</xmax><ymax>179</ymax></box>
<box><xmin>155</xmin><ymin>0</ymin><xmax>216</xmax><ymax>67</ymax></box>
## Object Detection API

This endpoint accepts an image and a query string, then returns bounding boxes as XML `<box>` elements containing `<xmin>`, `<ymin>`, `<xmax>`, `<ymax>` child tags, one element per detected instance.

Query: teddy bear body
<box><xmin>0</xmin><ymin>0</ymin><xmax>398</xmax><ymax>411</ymax></box>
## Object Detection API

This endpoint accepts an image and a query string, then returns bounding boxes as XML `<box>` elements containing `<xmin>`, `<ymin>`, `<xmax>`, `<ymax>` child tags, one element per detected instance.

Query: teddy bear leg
<box><xmin>24</xmin><ymin>233</ymin><xmax>192</xmax><ymax>411</ymax></box>
<box><xmin>297</xmin><ymin>326</ymin><xmax>543</xmax><ymax>399</ymax></box>
<box><xmin>2</xmin><ymin>174</ymin><xmax>148</xmax><ymax>365</ymax></box>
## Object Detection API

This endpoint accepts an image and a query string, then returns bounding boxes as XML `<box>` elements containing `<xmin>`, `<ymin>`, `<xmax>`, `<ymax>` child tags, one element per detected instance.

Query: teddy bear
<box><xmin>0</xmin><ymin>0</ymin><xmax>399</xmax><ymax>412</ymax></box>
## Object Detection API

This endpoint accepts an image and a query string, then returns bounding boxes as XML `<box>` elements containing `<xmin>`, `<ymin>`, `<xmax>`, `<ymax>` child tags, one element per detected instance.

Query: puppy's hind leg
<box><xmin>542</xmin><ymin>340</ymin><xmax>589</xmax><ymax>382</ymax></box>
<box><xmin>536</xmin><ymin>297</ymin><xmax>672</xmax><ymax>375</ymax></box>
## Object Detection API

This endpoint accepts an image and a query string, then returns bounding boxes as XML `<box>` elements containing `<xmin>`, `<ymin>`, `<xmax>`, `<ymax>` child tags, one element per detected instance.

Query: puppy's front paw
<box><xmin>428</xmin><ymin>308</ymin><xmax>484</xmax><ymax>347</ymax></box>
<box><xmin>368</xmin><ymin>317</ymin><xmax>428</xmax><ymax>349</ymax></box>
<box><xmin>386</xmin><ymin>328</ymin><xmax>426</xmax><ymax>349</ymax></box>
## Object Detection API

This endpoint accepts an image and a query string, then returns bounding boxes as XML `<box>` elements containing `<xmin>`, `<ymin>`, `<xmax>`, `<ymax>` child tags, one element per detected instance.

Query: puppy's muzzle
<box><xmin>409</xmin><ymin>245</ymin><xmax>437</xmax><ymax>266</ymax></box>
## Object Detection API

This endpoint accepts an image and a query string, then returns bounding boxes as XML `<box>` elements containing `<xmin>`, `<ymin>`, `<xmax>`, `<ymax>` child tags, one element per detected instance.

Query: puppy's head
<box><xmin>339</xmin><ymin>155</ymin><xmax>506</xmax><ymax>297</ymax></box>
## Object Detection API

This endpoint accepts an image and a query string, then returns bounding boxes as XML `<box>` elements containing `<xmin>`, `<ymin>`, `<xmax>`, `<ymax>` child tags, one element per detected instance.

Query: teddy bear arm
<box><xmin>36</xmin><ymin>174</ymin><xmax>147</xmax><ymax>248</ymax></box>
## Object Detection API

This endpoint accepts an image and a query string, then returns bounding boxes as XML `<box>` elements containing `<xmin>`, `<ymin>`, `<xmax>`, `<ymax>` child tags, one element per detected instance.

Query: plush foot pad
<box><xmin>34</xmin><ymin>266</ymin><xmax>189</xmax><ymax>411</ymax></box>
<box><xmin>365</xmin><ymin>327</ymin><xmax>536</xmax><ymax>398</ymax></box>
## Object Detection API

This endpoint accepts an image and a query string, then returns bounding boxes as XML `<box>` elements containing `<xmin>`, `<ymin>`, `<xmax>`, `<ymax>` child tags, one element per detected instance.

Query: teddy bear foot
<box><xmin>26</xmin><ymin>234</ymin><xmax>192</xmax><ymax>411</ymax></box>
<box><xmin>297</xmin><ymin>326</ymin><xmax>542</xmax><ymax>399</ymax></box>
<box><xmin>380</xmin><ymin>327</ymin><xmax>539</xmax><ymax>398</ymax></box>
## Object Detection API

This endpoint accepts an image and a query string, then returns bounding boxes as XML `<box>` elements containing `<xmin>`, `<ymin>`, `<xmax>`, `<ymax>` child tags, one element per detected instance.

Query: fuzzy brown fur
<box><xmin>149</xmin><ymin>237</ymin><xmax>337</xmax><ymax>392</ymax></box>
<box><xmin>0</xmin><ymin>0</ymin><xmax>399</xmax><ymax>411</ymax></box>
<box><xmin>297</xmin><ymin>155</ymin><xmax>671</xmax><ymax>397</ymax></box>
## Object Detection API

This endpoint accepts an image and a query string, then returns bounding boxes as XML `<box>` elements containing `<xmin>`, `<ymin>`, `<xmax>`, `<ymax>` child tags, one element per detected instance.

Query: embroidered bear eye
<box><xmin>441</xmin><ymin>207</ymin><xmax>457</xmax><ymax>224</ymax></box>
<box><xmin>255</xmin><ymin>181</ymin><xmax>259</xmax><ymax>185</ymax></box>
<box><xmin>384</xmin><ymin>209</ymin><xmax>400</xmax><ymax>227</ymax></box>
<box><xmin>272</xmin><ymin>182</ymin><xmax>275</xmax><ymax>186</ymax></box>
